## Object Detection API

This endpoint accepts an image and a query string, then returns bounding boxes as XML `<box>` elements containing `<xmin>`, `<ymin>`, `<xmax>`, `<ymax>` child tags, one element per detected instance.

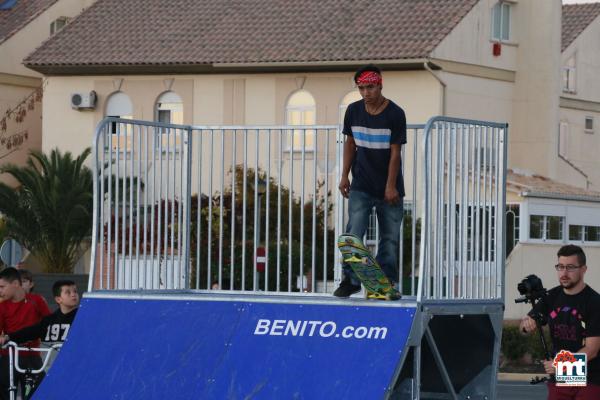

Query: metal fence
<box><xmin>419</xmin><ymin>117</ymin><xmax>508</xmax><ymax>301</ymax></box>
<box><xmin>89</xmin><ymin>117</ymin><xmax>507</xmax><ymax>301</ymax></box>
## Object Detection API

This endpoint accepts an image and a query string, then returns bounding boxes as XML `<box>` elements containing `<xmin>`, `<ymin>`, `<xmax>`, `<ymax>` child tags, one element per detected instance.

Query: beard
<box><xmin>560</xmin><ymin>278</ymin><xmax>579</xmax><ymax>289</ymax></box>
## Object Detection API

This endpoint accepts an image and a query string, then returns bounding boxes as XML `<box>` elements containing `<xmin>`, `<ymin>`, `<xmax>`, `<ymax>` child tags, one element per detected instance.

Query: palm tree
<box><xmin>0</xmin><ymin>148</ymin><xmax>93</xmax><ymax>273</ymax></box>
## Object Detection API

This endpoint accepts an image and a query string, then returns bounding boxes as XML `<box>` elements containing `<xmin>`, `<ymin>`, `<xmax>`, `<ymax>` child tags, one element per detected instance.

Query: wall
<box><xmin>0</xmin><ymin>82</ymin><xmax>42</xmax><ymax>186</ymax></box>
<box><xmin>441</xmin><ymin>71</ymin><xmax>513</xmax><ymax>124</ymax></box>
<box><xmin>510</xmin><ymin>0</ymin><xmax>561</xmax><ymax>179</ymax></box>
<box><xmin>558</xmin><ymin>12</ymin><xmax>600</xmax><ymax>190</ymax></box>
<box><xmin>42</xmin><ymin>71</ymin><xmax>441</xmax><ymax>155</ymax></box>
<box><xmin>558</xmin><ymin>108</ymin><xmax>600</xmax><ymax>190</ymax></box>
<box><xmin>0</xmin><ymin>0</ymin><xmax>95</xmax><ymax>185</ymax></box>
<box><xmin>431</xmin><ymin>0</ymin><xmax>519</xmax><ymax>71</ymax></box>
<box><xmin>433</xmin><ymin>0</ymin><xmax>563</xmax><ymax>181</ymax></box>
<box><xmin>31</xmin><ymin>273</ymin><xmax>89</xmax><ymax>310</ymax></box>
<box><xmin>561</xmin><ymin>14</ymin><xmax>600</xmax><ymax>103</ymax></box>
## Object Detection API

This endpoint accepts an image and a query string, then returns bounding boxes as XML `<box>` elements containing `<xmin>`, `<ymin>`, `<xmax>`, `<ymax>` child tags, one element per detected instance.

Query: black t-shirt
<box><xmin>530</xmin><ymin>285</ymin><xmax>600</xmax><ymax>385</ymax></box>
<box><xmin>9</xmin><ymin>308</ymin><xmax>78</xmax><ymax>344</ymax></box>
<box><xmin>342</xmin><ymin>100</ymin><xmax>407</xmax><ymax>199</ymax></box>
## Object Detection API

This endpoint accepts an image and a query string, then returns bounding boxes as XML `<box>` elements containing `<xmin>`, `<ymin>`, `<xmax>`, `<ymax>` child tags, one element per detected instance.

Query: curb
<box><xmin>498</xmin><ymin>372</ymin><xmax>545</xmax><ymax>382</ymax></box>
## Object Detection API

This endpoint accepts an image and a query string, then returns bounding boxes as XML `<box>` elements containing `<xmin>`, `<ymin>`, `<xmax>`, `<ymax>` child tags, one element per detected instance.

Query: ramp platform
<box><xmin>34</xmin><ymin>292</ymin><xmax>416</xmax><ymax>400</ymax></box>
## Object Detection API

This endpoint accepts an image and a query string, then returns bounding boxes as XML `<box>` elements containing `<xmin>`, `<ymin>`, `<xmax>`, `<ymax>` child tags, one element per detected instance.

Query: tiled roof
<box><xmin>507</xmin><ymin>169</ymin><xmax>600</xmax><ymax>202</ymax></box>
<box><xmin>0</xmin><ymin>0</ymin><xmax>58</xmax><ymax>45</ymax></box>
<box><xmin>24</xmin><ymin>0</ymin><xmax>479</xmax><ymax>74</ymax></box>
<box><xmin>562</xmin><ymin>2</ymin><xmax>600</xmax><ymax>52</ymax></box>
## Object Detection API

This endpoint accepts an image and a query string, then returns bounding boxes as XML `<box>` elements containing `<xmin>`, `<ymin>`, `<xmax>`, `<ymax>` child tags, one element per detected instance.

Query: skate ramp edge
<box><xmin>33</xmin><ymin>293</ymin><xmax>416</xmax><ymax>400</ymax></box>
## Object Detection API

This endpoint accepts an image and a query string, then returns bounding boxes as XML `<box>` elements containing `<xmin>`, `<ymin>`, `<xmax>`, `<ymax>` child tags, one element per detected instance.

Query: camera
<box><xmin>515</xmin><ymin>274</ymin><xmax>547</xmax><ymax>304</ymax></box>
<box><xmin>514</xmin><ymin>274</ymin><xmax>552</xmax><ymax>384</ymax></box>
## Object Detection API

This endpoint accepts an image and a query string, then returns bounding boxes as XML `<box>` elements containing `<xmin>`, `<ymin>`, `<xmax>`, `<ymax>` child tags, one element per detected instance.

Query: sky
<box><xmin>563</xmin><ymin>0</ymin><xmax>600</xmax><ymax>4</ymax></box>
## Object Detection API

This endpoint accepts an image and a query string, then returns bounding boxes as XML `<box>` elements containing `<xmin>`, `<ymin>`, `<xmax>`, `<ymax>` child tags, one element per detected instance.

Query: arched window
<box><xmin>106</xmin><ymin>91</ymin><xmax>133</xmax><ymax>119</ymax></box>
<box><xmin>286</xmin><ymin>90</ymin><xmax>316</xmax><ymax>150</ymax></box>
<box><xmin>105</xmin><ymin>91</ymin><xmax>133</xmax><ymax>134</ymax></box>
<box><xmin>155</xmin><ymin>91</ymin><xmax>183</xmax><ymax>125</ymax></box>
<box><xmin>339</xmin><ymin>91</ymin><xmax>362</xmax><ymax>125</ymax></box>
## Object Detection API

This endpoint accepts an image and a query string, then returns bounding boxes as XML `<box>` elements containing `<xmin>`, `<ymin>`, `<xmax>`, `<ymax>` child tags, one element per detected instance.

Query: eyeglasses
<box><xmin>554</xmin><ymin>264</ymin><xmax>582</xmax><ymax>272</ymax></box>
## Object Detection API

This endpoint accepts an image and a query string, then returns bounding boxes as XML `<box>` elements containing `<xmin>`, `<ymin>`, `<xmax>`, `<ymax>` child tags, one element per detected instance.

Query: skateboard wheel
<box><xmin>386</xmin><ymin>292</ymin><xmax>401</xmax><ymax>301</ymax></box>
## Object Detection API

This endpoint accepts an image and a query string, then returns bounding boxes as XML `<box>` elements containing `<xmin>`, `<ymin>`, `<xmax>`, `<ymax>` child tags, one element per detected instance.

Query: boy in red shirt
<box><xmin>19</xmin><ymin>270</ymin><xmax>49</xmax><ymax>319</ymax></box>
<box><xmin>0</xmin><ymin>267</ymin><xmax>51</xmax><ymax>399</ymax></box>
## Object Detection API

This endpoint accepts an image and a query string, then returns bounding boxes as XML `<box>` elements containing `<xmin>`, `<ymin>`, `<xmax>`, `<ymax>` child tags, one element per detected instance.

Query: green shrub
<box><xmin>502</xmin><ymin>325</ymin><xmax>529</xmax><ymax>361</ymax></box>
<box><xmin>502</xmin><ymin>324</ymin><xmax>552</xmax><ymax>363</ymax></box>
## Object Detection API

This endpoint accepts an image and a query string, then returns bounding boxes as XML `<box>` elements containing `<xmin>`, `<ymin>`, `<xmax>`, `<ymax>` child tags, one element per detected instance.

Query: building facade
<box><xmin>19</xmin><ymin>0</ymin><xmax>600</xmax><ymax>312</ymax></box>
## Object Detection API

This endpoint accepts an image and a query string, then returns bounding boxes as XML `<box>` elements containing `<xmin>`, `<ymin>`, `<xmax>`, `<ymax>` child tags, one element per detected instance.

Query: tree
<box><xmin>190</xmin><ymin>166</ymin><xmax>335</xmax><ymax>291</ymax></box>
<box><xmin>0</xmin><ymin>148</ymin><xmax>93</xmax><ymax>273</ymax></box>
<box><xmin>0</xmin><ymin>217</ymin><xmax>7</xmax><ymax>268</ymax></box>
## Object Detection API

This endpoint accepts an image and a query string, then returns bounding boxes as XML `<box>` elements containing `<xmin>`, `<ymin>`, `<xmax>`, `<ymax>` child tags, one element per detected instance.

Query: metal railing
<box><xmin>6</xmin><ymin>341</ymin><xmax>62</xmax><ymax>400</ymax></box>
<box><xmin>89</xmin><ymin>117</ymin><xmax>507</xmax><ymax>301</ymax></box>
<box><xmin>419</xmin><ymin>117</ymin><xmax>508</xmax><ymax>302</ymax></box>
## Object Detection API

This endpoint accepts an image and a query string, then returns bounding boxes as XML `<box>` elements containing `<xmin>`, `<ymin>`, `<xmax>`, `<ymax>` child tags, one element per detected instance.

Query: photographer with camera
<box><xmin>519</xmin><ymin>245</ymin><xmax>600</xmax><ymax>399</ymax></box>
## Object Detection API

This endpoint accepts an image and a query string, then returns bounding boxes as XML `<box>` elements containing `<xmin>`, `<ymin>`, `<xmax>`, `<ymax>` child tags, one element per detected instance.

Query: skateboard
<box><xmin>337</xmin><ymin>233</ymin><xmax>401</xmax><ymax>300</ymax></box>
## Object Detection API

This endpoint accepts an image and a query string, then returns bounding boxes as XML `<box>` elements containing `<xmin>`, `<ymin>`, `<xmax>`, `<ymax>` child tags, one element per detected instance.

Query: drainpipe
<box><xmin>424</xmin><ymin>61</ymin><xmax>446</xmax><ymax>116</ymax></box>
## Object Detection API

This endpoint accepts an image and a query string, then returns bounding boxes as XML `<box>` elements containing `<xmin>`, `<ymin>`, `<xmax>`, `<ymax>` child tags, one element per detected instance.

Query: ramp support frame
<box><xmin>391</xmin><ymin>301</ymin><xmax>503</xmax><ymax>400</ymax></box>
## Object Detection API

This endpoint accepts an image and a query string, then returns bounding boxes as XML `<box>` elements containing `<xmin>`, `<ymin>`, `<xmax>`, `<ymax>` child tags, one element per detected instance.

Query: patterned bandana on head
<box><xmin>356</xmin><ymin>71</ymin><xmax>382</xmax><ymax>85</ymax></box>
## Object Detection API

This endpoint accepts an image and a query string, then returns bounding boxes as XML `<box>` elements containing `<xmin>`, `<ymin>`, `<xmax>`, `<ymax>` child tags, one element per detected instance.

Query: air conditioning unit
<box><xmin>71</xmin><ymin>90</ymin><xmax>97</xmax><ymax>110</ymax></box>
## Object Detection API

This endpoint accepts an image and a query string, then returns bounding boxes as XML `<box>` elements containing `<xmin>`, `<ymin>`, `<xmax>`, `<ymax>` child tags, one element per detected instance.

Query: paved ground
<box><xmin>497</xmin><ymin>380</ymin><xmax>547</xmax><ymax>400</ymax></box>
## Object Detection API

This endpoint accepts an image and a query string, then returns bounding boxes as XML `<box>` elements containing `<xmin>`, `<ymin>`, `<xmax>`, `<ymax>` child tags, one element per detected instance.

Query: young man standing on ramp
<box><xmin>520</xmin><ymin>245</ymin><xmax>600</xmax><ymax>399</ymax></box>
<box><xmin>335</xmin><ymin>64</ymin><xmax>407</xmax><ymax>298</ymax></box>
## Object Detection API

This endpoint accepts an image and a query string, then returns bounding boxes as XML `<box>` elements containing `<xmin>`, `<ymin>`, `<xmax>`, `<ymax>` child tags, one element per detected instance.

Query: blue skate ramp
<box><xmin>34</xmin><ymin>293</ymin><xmax>416</xmax><ymax>400</ymax></box>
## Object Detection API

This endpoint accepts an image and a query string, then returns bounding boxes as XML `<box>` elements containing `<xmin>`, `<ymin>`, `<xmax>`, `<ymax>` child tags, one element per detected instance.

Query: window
<box><xmin>585</xmin><ymin>116</ymin><xmax>594</xmax><ymax>133</ymax></box>
<box><xmin>104</xmin><ymin>92</ymin><xmax>133</xmax><ymax>152</ymax></box>
<box><xmin>506</xmin><ymin>204</ymin><xmax>520</xmax><ymax>255</ymax></box>
<box><xmin>569</xmin><ymin>225</ymin><xmax>582</xmax><ymax>241</ymax></box>
<box><xmin>105</xmin><ymin>92</ymin><xmax>133</xmax><ymax>134</ymax></box>
<box><xmin>436</xmin><ymin>204</ymin><xmax>497</xmax><ymax>262</ymax></box>
<box><xmin>465</xmin><ymin>205</ymin><xmax>497</xmax><ymax>261</ymax></box>
<box><xmin>559</xmin><ymin>122</ymin><xmax>569</xmax><ymax>159</ymax></box>
<box><xmin>50</xmin><ymin>16</ymin><xmax>70</xmax><ymax>35</ymax></box>
<box><xmin>491</xmin><ymin>2</ymin><xmax>511</xmax><ymax>41</ymax></box>
<box><xmin>155</xmin><ymin>91</ymin><xmax>183</xmax><ymax>125</ymax></box>
<box><xmin>587</xmin><ymin>226</ymin><xmax>600</xmax><ymax>242</ymax></box>
<box><xmin>563</xmin><ymin>55</ymin><xmax>576</xmax><ymax>93</ymax></box>
<box><xmin>569</xmin><ymin>225</ymin><xmax>600</xmax><ymax>242</ymax></box>
<box><xmin>286</xmin><ymin>90</ymin><xmax>316</xmax><ymax>150</ymax></box>
<box><xmin>530</xmin><ymin>215</ymin><xmax>564</xmax><ymax>241</ymax></box>
<box><xmin>339</xmin><ymin>91</ymin><xmax>362</xmax><ymax>125</ymax></box>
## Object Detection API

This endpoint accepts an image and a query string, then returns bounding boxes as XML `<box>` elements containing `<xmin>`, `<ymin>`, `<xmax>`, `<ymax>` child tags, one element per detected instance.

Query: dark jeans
<box><xmin>344</xmin><ymin>190</ymin><xmax>404</xmax><ymax>284</ymax></box>
<box><xmin>547</xmin><ymin>382</ymin><xmax>600</xmax><ymax>400</ymax></box>
<box><xmin>0</xmin><ymin>354</ymin><xmax>43</xmax><ymax>400</ymax></box>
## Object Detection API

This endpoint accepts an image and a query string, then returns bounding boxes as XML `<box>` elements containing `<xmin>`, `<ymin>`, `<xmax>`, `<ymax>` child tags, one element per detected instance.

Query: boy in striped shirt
<box><xmin>336</xmin><ymin>64</ymin><xmax>407</xmax><ymax>298</ymax></box>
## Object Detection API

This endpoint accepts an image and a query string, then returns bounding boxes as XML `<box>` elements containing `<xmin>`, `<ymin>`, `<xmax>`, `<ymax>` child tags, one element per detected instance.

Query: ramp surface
<box><xmin>34</xmin><ymin>293</ymin><xmax>415</xmax><ymax>400</ymax></box>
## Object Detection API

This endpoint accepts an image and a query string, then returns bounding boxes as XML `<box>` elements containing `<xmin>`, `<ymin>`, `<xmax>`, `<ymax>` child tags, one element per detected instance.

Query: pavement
<box><xmin>497</xmin><ymin>373</ymin><xmax>548</xmax><ymax>400</ymax></box>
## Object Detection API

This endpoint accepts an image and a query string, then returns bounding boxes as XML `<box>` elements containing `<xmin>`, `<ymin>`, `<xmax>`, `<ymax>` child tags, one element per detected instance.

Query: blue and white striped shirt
<box><xmin>342</xmin><ymin>99</ymin><xmax>407</xmax><ymax>198</ymax></box>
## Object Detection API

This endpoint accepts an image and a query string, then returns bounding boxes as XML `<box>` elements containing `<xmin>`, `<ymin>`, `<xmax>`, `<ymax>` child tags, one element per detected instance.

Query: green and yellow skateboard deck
<box><xmin>337</xmin><ymin>233</ymin><xmax>401</xmax><ymax>300</ymax></box>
